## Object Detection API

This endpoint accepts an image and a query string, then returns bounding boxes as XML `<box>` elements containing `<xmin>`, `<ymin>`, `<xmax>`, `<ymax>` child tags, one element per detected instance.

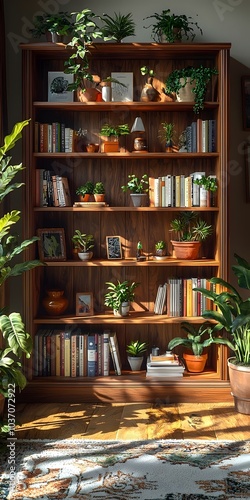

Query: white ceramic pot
<box><xmin>78</xmin><ymin>251</ymin><xmax>93</xmax><ymax>261</ymax></box>
<box><xmin>130</xmin><ymin>193</ymin><xmax>148</xmax><ymax>207</ymax></box>
<box><xmin>128</xmin><ymin>356</ymin><xmax>143</xmax><ymax>371</ymax></box>
<box><xmin>177</xmin><ymin>77</ymin><xmax>196</xmax><ymax>102</ymax></box>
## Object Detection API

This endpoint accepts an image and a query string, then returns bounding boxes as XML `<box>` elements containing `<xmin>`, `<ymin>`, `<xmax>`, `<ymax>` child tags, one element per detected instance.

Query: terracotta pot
<box><xmin>102</xmin><ymin>140</ymin><xmax>120</xmax><ymax>153</ymax></box>
<box><xmin>77</xmin><ymin>88</ymin><xmax>100</xmax><ymax>102</ymax></box>
<box><xmin>171</xmin><ymin>241</ymin><xmax>201</xmax><ymax>260</ymax></box>
<box><xmin>43</xmin><ymin>290</ymin><xmax>68</xmax><ymax>316</ymax></box>
<box><xmin>94</xmin><ymin>194</ymin><xmax>105</xmax><ymax>202</ymax></box>
<box><xmin>228</xmin><ymin>358</ymin><xmax>250</xmax><ymax>414</ymax></box>
<box><xmin>79</xmin><ymin>194</ymin><xmax>90</xmax><ymax>202</ymax></box>
<box><xmin>183</xmin><ymin>353</ymin><xmax>208</xmax><ymax>373</ymax></box>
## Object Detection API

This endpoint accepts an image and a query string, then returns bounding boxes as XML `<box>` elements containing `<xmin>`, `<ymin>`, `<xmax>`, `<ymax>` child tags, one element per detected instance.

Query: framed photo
<box><xmin>76</xmin><ymin>292</ymin><xmax>94</xmax><ymax>316</ymax></box>
<box><xmin>244</xmin><ymin>142</ymin><xmax>250</xmax><ymax>202</ymax></box>
<box><xmin>111</xmin><ymin>72</ymin><xmax>133</xmax><ymax>102</ymax></box>
<box><xmin>106</xmin><ymin>236</ymin><xmax>122</xmax><ymax>260</ymax></box>
<box><xmin>48</xmin><ymin>71</ymin><xmax>74</xmax><ymax>102</ymax></box>
<box><xmin>37</xmin><ymin>228</ymin><xmax>66</xmax><ymax>261</ymax></box>
<box><xmin>241</xmin><ymin>76</ymin><xmax>250</xmax><ymax>130</ymax></box>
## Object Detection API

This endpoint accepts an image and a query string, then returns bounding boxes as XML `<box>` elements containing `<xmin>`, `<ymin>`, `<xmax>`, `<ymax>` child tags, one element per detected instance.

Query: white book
<box><xmin>102</xmin><ymin>330</ymin><xmax>110</xmax><ymax>377</ymax></box>
<box><xmin>109</xmin><ymin>332</ymin><xmax>122</xmax><ymax>375</ymax></box>
<box><xmin>154</xmin><ymin>285</ymin><xmax>163</xmax><ymax>314</ymax></box>
<box><xmin>154</xmin><ymin>178</ymin><xmax>160</xmax><ymax>207</ymax></box>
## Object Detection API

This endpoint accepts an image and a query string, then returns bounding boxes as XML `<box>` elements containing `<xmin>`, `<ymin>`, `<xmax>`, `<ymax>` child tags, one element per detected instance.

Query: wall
<box><xmin>3</xmin><ymin>0</ymin><xmax>250</xmax><ymax>308</ymax></box>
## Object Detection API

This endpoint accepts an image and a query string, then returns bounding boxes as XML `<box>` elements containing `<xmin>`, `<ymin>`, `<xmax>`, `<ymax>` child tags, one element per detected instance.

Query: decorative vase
<box><xmin>42</xmin><ymin>290</ymin><xmax>68</xmax><ymax>316</ymax></box>
<box><xmin>176</xmin><ymin>78</ymin><xmax>196</xmax><ymax>102</ymax></box>
<box><xmin>130</xmin><ymin>193</ymin><xmax>148</xmax><ymax>207</ymax></box>
<box><xmin>128</xmin><ymin>356</ymin><xmax>143</xmax><ymax>371</ymax></box>
<box><xmin>140</xmin><ymin>77</ymin><xmax>161</xmax><ymax>102</ymax></box>
<box><xmin>228</xmin><ymin>358</ymin><xmax>250</xmax><ymax>415</ymax></box>
<box><xmin>171</xmin><ymin>241</ymin><xmax>201</xmax><ymax>260</ymax></box>
<box><xmin>183</xmin><ymin>353</ymin><xmax>208</xmax><ymax>373</ymax></box>
<box><xmin>102</xmin><ymin>85</ymin><xmax>111</xmax><ymax>102</ymax></box>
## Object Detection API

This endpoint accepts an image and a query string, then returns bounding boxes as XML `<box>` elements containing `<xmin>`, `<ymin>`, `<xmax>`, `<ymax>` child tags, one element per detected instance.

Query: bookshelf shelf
<box><xmin>21</xmin><ymin>41</ymin><xmax>230</xmax><ymax>403</ymax></box>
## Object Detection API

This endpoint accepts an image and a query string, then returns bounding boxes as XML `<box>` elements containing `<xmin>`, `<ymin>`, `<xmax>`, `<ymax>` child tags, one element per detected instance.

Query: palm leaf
<box><xmin>0</xmin><ymin>313</ymin><xmax>33</xmax><ymax>357</ymax></box>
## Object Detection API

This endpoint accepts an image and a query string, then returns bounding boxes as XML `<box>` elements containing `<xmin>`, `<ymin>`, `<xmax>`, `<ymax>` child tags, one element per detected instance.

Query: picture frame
<box><xmin>106</xmin><ymin>236</ymin><xmax>122</xmax><ymax>260</ymax></box>
<box><xmin>37</xmin><ymin>228</ymin><xmax>66</xmax><ymax>261</ymax></box>
<box><xmin>48</xmin><ymin>71</ymin><xmax>74</xmax><ymax>103</ymax></box>
<box><xmin>76</xmin><ymin>292</ymin><xmax>94</xmax><ymax>316</ymax></box>
<box><xmin>244</xmin><ymin>142</ymin><xmax>250</xmax><ymax>202</ymax></box>
<box><xmin>241</xmin><ymin>76</ymin><xmax>250</xmax><ymax>130</ymax></box>
<box><xmin>111</xmin><ymin>72</ymin><xmax>133</xmax><ymax>102</ymax></box>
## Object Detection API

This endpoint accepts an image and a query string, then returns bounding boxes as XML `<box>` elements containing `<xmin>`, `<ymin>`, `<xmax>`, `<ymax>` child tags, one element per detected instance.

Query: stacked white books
<box><xmin>146</xmin><ymin>351</ymin><xmax>185</xmax><ymax>378</ymax></box>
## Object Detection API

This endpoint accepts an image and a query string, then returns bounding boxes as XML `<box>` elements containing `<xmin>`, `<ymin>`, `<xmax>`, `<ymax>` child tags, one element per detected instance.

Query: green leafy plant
<box><xmin>93</xmin><ymin>182</ymin><xmax>105</xmax><ymax>195</ymax></box>
<box><xmin>126</xmin><ymin>340</ymin><xmax>148</xmax><ymax>357</ymax></box>
<box><xmin>100</xmin><ymin>12</ymin><xmax>136</xmax><ymax>43</ymax></box>
<box><xmin>100</xmin><ymin>123</ymin><xmax>130</xmax><ymax>138</ymax></box>
<box><xmin>64</xmin><ymin>9</ymin><xmax>102</xmax><ymax>92</ymax></box>
<box><xmin>0</xmin><ymin>120</ymin><xmax>42</xmax><ymax>400</ymax></box>
<box><xmin>121</xmin><ymin>174</ymin><xmax>149</xmax><ymax>194</ymax></box>
<box><xmin>140</xmin><ymin>66</ymin><xmax>155</xmax><ymax>78</ymax></box>
<box><xmin>168</xmin><ymin>322</ymin><xmax>216</xmax><ymax>356</ymax></box>
<box><xmin>155</xmin><ymin>240</ymin><xmax>166</xmax><ymax>251</ymax></box>
<box><xmin>71</xmin><ymin>230</ymin><xmax>94</xmax><ymax>252</ymax></box>
<box><xmin>104</xmin><ymin>280</ymin><xmax>139</xmax><ymax>312</ymax></box>
<box><xmin>159</xmin><ymin>122</ymin><xmax>175</xmax><ymax>145</ymax></box>
<box><xmin>144</xmin><ymin>9</ymin><xmax>203</xmax><ymax>43</ymax></box>
<box><xmin>30</xmin><ymin>12</ymin><xmax>73</xmax><ymax>37</ymax></box>
<box><xmin>193</xmin><ymin>253</ymin><xmax>250</xmax><ymax>365</ymax></box>
<box><xmin>193</xmin><ymin>175</ymin><xmax>218</xmax><ymax>192</ymax></box>
<box><xmin>76</xmin><ymin>181</ymin><xmax>94</xmax><ymax>197</ymax></box>
<box><xmin>165</xmin><ymin>65</ymin><xmax>218</xmax><ymax>113</ymax></box>
<box><xmin>170</xmin><ymin>211</ymin><xmax>213</xmax><ymax>242</ymax></box>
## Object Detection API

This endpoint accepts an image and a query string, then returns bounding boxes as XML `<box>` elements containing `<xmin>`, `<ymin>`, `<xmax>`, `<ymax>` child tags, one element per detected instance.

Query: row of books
<box><xmin>34</xmin><ymin>122</ymin><xmax>76</xmax><ymax>153</ymax></box>
<box><xmin>34</xmin><ymin>328</ymin><xmax>122</xmax><ymax>377</ymax></box>
<box><xmin>36</xmin><ymin>169</ymin><xmax>72</xmax><ymax>207</ymax></box>
<box><xmin>154</xmin><ymin>278</ymin><xmax>216</xmax><ymax>317</ymax></box>
<box><xmin>185</xmin><ymin>119</ymin><xmax>216</xmax><ymax>153</ymax></box>
<box><xmin>149</xmin><ymin>173</ymin><xmax>217</xmax><ymax>208</ymax></box>
<box><xmin>146</xmin><ymin>351</ymin><xmax>185</xmax><ymax>378</ymax></box>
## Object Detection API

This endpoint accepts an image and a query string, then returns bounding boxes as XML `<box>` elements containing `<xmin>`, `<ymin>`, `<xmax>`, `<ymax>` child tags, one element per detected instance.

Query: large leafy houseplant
<box><xmin>165</xmin><ymin>65</ymin><xmax>218</xmax><ymax>113</ymax></box>
<box><xmin>169</xmin><ymin>211</ymin><xmax>213</xmax><ymax>260</ymax></box>
<box><xmin>144</xmin><ymin>9</ymin><xmax>203</xmax><ymax>43</ymax></box>
<box><xmin>104</xmin><ymin>280</ymin><xmax>139</xmax><ymax>316</ymax></box>
<box><xmin>0</xmin><ymin>120</ymin><xmax>42</xmax><ymax>403</ymax></box>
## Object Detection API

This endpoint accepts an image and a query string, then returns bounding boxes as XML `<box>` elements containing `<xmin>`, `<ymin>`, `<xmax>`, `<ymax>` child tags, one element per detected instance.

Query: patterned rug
<box><xmin>0</xmin><ymin>439</ymin><xmax>249</xmax><ymax>499</ymax></box>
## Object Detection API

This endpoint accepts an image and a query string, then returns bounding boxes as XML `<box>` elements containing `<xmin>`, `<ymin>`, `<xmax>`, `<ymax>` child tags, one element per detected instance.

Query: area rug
<box><xmin>0</xmin><ymin>439</ymin><xmax>250</xmax><ymax>499</ymax></box>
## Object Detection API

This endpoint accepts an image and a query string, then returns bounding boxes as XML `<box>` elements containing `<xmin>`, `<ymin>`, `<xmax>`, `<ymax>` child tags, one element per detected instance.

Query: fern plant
<box><xmin>100</xmin><ymin>12</ymin><xmax>136</xmax><ymax>43</ymax></box>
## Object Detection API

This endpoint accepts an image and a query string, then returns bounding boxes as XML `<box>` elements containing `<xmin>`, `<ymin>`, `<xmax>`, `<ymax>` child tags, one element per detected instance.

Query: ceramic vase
<box><xmin>43</xmin><ymin>290</ymin><xmax>68</xmax><ymax>316</ymax></box>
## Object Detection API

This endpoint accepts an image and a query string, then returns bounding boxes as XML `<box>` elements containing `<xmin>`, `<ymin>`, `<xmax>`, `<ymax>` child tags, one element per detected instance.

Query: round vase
<box><xmin>43</xmin><ymin>290</ymin><xmax>68</xmax><ymax>316</ymax></box>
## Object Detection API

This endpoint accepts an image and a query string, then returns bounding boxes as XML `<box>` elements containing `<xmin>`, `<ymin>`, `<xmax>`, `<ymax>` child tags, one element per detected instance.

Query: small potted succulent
<box><xmin>165</xmin><ymin>65</ymin><xmax>218</xmax><ymax>114</ymax></box>
<box><xmin>169</xmin><ymin>211</ymin><xmax>213</xmax><ymax>259</ymax></box>
<box><xmin>100</xmin><ymin>12</ymin><xmax>136</xmax><ymax>43</ymax></box>
<box><xmin>71</xmin><ymin>230</ymin><xmax>94</xmax><ymax>261</ymax></box>
<box><xmin>93</xmin><ymin>182</ymin><xmax>105</xmax><ymax>202</ymax></box>
<box><xmin>99</xmin><ymin>123</ymin><xmax>130</xmax><ymax>152</ymax></box>
<box><xmin>159</xmin><ymin>122</ymin><xmax>176</xmax><ymax>152</ymax></box>
<box><xmin>154</xmin><ymin>240</ymin><xmax>167</xmax><ymax>257</ymax></box>
<box><xmin>75</xmin><ymin>181</ymin><xmax>94</xmax><ymax>201</ymax></box>
<box><xmin>193</xmin><ymin>175</ymin><xmax>218</xmax><ymax>207</ymax></box>
<box><xmin>143</xmin><ymin>9</ymin><xmax>203</xmax><ymax>43</ymax></box>
<box><xmin>104</xmin><ymin>280</ymin><xmax>139</xmax><ymax>317</ymax></box>
<box><xmin>121</xmin><ymin>174</ymin><xmax>149</xmax><ymax>207</ymax></box>
<box><xmin>126</xmin><ymin>340</ymin><xmax>148</xmax><ymax>371</ymax></box>
<box><xmin>168</xmin><ymin>322</ymin><xmax>216</xmax><ymax>373</ymax></box>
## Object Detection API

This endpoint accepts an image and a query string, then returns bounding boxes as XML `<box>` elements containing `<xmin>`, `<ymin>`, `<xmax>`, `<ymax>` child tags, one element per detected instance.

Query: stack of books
<box><xmin>146</xmin><ymin>351</ymin><xmax>185</xmax><ymax>378</ymax></box>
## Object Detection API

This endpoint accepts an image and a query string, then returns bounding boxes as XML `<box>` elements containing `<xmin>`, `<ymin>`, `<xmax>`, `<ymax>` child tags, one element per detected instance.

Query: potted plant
<box><xmin>143</xmin><ymin>9</ymin><xmax>203</xmax><ymax>43</ymax></box>
<box><xmin>104</xmin><ymin>280</ymin><xmax>139</xmax><ymax>317</ymax></box>
<box><xmin>0</xmin><ymin>120</ymin><xmax>42</xmax><ymax>426</ymax></box>
<box><xmin>126</xmin><ymin>340</ymin><xmax>148</xmax><ymax>371</ymax></box>
<box><xmin>100</xmin><ymin>12</ymin><xmax>136</xmax><ymax>43</ymax></box>
<box><xmin>140</xmin><ymin>66</ymin><xmax>160</xmax><ymax>102</ymax></box>
<box><xmin>193</xmin><ymin>253</ymin><xmax>250</xmax><ymax>414</ymax></box>
<box><xmin>169</xmin><ymin>211</ymin><xmax>213</xmax><ymax>259</ymax></box>
<box><xmin>64</xmin><ymin>9</ymin><xmax>102</xmax><ymax>100</ymax></box>
<box><xmin>99</xmin><ymin>123</ymin><xmax>130</xmax><ymax>152</ymax></box>
<box><xmin>30</xmin><ymin>11</ymin><xmax>73</xmax><ymax>42</ymax></box>
<box><xmin>154</xmin><ymin>240</ymin><xmax>167</xmax><ymax>257</ymax></box>
<box><xmin>193</xmin><ymin>175</ymin><xmax>218</xmax><ymax>207</ymax></box>
<box><xmin>165</xmin><ymin>65</ymin><xmax>218</xmax><ymax>114</ymax></box>
<box><xmin>75</xmin><ymin>181</ymin><xmax>94</xmax><ymax>201</ymax></box>
<box><xmin>159</xmin><ymin>122</ymin><xmax>175</xmax><ymax>152</ymax></box>
<box><xmin>71</xmin><ymin>229</ymin><xmax>94</xmax><ymax>261</ymax></box>
<box><xmin>168</xmin><ymin>322</ymin><xmax>216</xmax><ymax>373</ymax></box>
<box><xmin>121</xmin><ymin>174</ymin><xmax>149</xmax><ymax>207</ymax></box>
<box><xmin>93</xmin><ymin>182</ymin><xmax>105</xmax><ymax>202</ymax></box>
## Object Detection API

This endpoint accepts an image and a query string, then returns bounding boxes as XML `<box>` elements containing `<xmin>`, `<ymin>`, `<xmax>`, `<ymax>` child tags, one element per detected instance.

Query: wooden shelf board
<box><xmin>34</xmin><ymin>206</ymin><xmax>219</xmax><ymax>212</ymax></box>
<box><xmin>33</xmin><ymin>101</ymin><xmax>218</xmax><ymax>112</ymax></box>
<box><xmin>34</xmin><ymin>151</ymin><xmax>219</xmax><ymax>159</ymax></box>
<box><xmin>42</xmin><ymin>258</ymin><xmax>220</xmax><ymax>267</ymax></box>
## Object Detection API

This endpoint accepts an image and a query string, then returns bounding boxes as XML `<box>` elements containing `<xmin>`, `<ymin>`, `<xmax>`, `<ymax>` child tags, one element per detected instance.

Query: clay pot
<box><xmin>171</xmin><ymin>241</ymin><xmax>201</xmax><ymax>260</ymax></box>
<box><xmin>183</xmin><ymin>353</ymin><xmax>208</xmax><ymax>373</ymax></box>
<box><xmin>94</xmin><ymin>194</ymin><xmax>105</xmax><ymax>202</ymax></box>
<box><xmin>77</xmin><ymin>88</ymin><xmax>100</xmax><ymax>102</ymax></box>
<box><xmin>228</xmin><ymin>358</ymin><xmax>250</xmax><ymax>414</ymax></box>
<box><xmin>43</xmin><ymin>290</ymin><xmax>68</xmax><ymax>316</ymax></box>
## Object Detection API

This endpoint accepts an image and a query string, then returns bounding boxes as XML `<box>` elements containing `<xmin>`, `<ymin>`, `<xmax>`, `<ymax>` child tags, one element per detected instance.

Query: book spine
<box><xmin>109</xmin><ymin>333</ymin><xmax>122</xmax><ymax>375</ymax></box>
<box><xmin>148</xmin><ymin>176</ymin><xmax>155</xmax><ymax>207</ymax></box>
<box><xmin>102</xmin><ymin>330</ymin><xmax>110</xmax><ymax>376</ymax></box>
<box><xmin>175</xmin><ymin>175</ymin><xmax>180</xmax><ymax>208</ymax></box>
<box><xmin>64</xmin><ymin>331</ymin><xmax>71</xmax><ymax>377</ymax></box>
<box><xmin>202</xmin><ymin>120</ymin><xmax>209</xmax><ymax>152</ymax></box>
<box><xmin>87</xmin><ymin>334</ymin><xmax>97</xmax><ymax>377</ymax></box>
<box><xmin>55</xmin><ymin>333</ymin><xmax>61</xmax><ymax>376</ymax></box>
<box><xmin>50</xmin><ymin>331</ymin><xmax>56</xmax><ymax>376</ymax></box>
<box><xmin>208</xmin><ymin>119</ymin><xmax>216</xmax><ymax>152</ymax></box>
<box><xmin>71</xmin><ymin>334</ymin><xmax>77</xmax><ymax>377</ymax></box>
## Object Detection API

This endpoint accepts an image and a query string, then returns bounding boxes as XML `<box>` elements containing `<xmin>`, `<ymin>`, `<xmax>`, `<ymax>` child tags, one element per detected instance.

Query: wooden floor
<box><xmin>13</xmin><ymin>402</ymin><xmax>250</xmax><ymax>441</ymax></box>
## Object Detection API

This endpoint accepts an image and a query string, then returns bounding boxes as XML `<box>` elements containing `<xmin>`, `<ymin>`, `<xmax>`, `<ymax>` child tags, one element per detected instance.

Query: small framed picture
<box><xmin>37</xmin><ymin>228</ymin><xmax>66</xmax><ymax>261</ymax></box>
<box><xmin>76</xmin><ymin>292</ymin><xmax>94</xmax><ymax>316</ymax></box>
<box><xmin>48</xmin><ymin>71</ymin><xmax>74</xmax><ymax>102</ymax></box>
<box><xmin>111</xmin><ymin>72</ymin><xmax>133</xmax><ymax>102</ymax></box>
<box><xmin>241</xmin><ymin>76</ymin><xmax>250</xmax><ymax>130</ymax></box>
<box><xmin>106</xmin><ymin>236</ymin><xmax>122</xmax><ymax>260</ymax></box>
